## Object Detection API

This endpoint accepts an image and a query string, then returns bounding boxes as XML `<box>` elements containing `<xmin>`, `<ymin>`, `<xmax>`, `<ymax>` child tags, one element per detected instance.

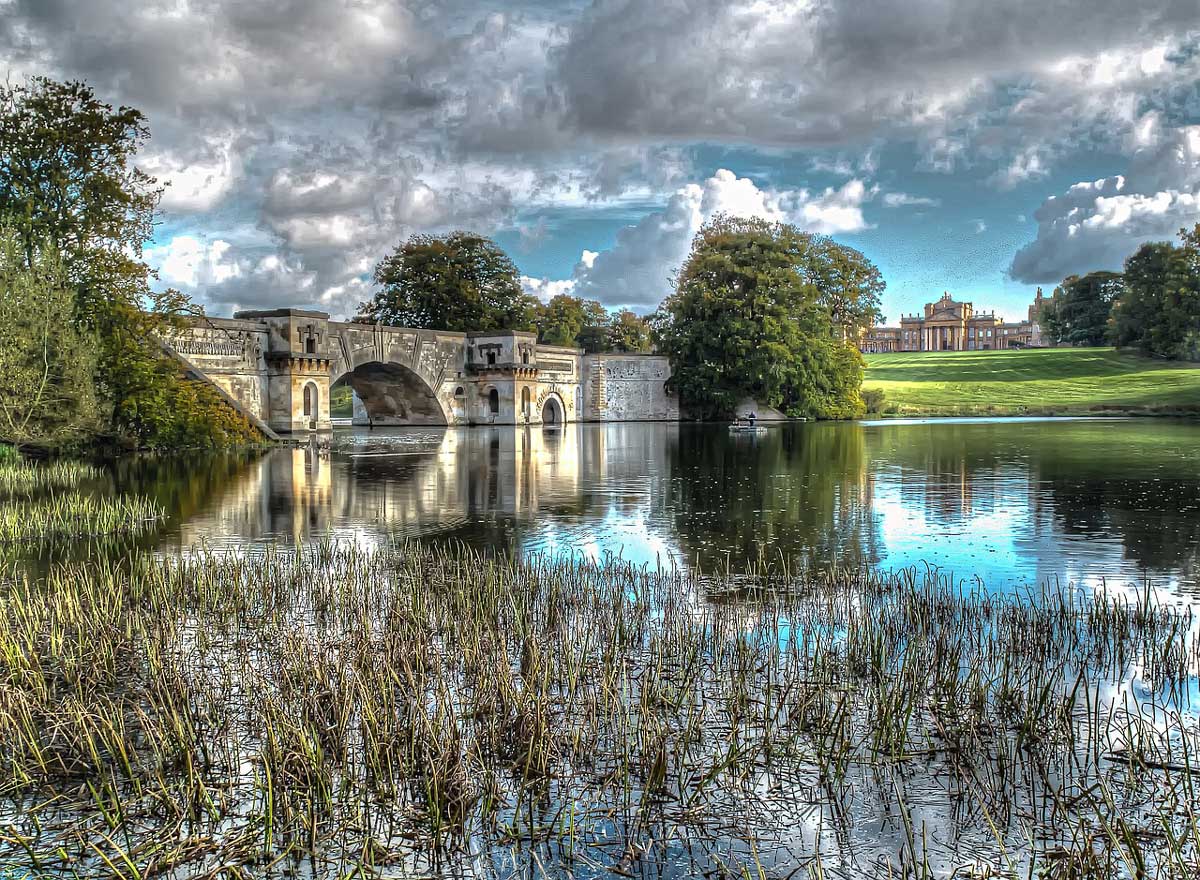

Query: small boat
<box><xmin>728</xmin><ymin>419</ymin><xmax>769</xmax><ymax>434</ymax></box>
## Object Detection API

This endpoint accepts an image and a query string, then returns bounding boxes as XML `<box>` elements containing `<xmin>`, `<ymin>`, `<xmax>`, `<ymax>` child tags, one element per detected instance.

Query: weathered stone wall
<box><xmin>168</xmin><ymin>312</ymin><xmax>677</xmax><ymax>432</ymax></box>
<box><xmin>167</xmin><ymin>318</ymin><xmax>271</xmax><ymax>421</ymax></box>
<box><xmin>581</xmin><ymin>354</ymin><xmax>677</xmax><ymax>422</ymax></box>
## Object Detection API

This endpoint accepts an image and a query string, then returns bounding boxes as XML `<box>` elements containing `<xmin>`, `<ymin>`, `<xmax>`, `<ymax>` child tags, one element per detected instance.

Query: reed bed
<box><xmin>1</xmin><ymin>542</ymin><xmax>1199</xmax><ymax>878</ymax></box>
<box><xmin>0</xmin><ymin>493</ymin><xmax>164</xmax><ymax>543</ymax></box>
<box><xmin>0</xmin><ymin>460</ymin><xmax>101</xmax><ymax>496</ymax></box>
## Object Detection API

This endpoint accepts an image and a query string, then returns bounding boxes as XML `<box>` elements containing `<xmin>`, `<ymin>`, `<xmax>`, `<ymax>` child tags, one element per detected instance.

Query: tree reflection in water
<box><xmin>89</xmin><ymin>419</ymin><xmax>1200</xmax><ymax>595</ymax></box>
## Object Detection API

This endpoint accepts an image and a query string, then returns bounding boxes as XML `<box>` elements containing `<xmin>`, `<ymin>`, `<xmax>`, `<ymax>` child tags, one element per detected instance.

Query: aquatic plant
<box><xmin>0</xmin><ymin>543</ymin><xmax>1197</xmax><ymax>878</ymax></box>
<box><xmin>0</xmin><ymin>459</ymin><xmax>101</xmax><ymax>496</ymax></box>
<box><xmin>0</xmin><ymin>492</ymin><xmax>163</xmax><ymax>542</ymax></box>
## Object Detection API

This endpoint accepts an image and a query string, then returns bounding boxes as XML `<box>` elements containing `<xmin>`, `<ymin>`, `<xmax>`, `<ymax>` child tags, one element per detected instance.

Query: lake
<box><xmin>115</xmin><ymin>417</ymin><xmax>1200</xmax><ymax>597</ymax></box>
<box><xmin>9</xmin><ymin>416</ymin><xmax>1200</xmax><ymax>879</ymax></box>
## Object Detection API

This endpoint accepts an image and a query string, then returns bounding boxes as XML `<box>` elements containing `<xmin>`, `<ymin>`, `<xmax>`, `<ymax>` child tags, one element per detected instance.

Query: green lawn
<box><xmin>862</xmin><ymin>347</ymin><xmax>1200</xmax><ymax>416</ymax></box>
<box><xmin>330</xmin><ymin>384</ymin><xmax>354</xmax><ymax>418</ymax></box>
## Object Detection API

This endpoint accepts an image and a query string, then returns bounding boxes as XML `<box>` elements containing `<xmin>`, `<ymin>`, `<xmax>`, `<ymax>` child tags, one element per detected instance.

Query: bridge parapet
<box><xmin>166</xmin><ymin>310</ymin><xmax>677</xmax><ymax>433</ymax></box>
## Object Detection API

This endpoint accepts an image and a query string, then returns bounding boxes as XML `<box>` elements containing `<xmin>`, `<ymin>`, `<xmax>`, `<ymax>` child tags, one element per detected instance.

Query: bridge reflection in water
<box><xmin>168</xmin><ymin>424</ymin><xmax>691</xmax><ymax>568</ymax></box>
<box><xmin>151</xmin><ymin>420</ymin><xmax>1200</xmax><ymax>594</ymax></box>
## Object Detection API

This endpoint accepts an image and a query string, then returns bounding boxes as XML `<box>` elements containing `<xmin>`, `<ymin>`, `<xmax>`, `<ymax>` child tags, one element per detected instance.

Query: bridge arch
<box><xmin>538</xmin><ymin>391</ymin><xmax>567</xmax><ymax>426</ymax></box>
<box><xmin>332</xmin><ymin>360</ymin><xmax>449</xmax><ymax>426</ymax></box>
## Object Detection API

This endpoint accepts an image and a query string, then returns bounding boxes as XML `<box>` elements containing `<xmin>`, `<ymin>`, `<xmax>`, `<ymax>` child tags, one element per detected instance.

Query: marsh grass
<box><xmin>0</xmin><ymin>543</ymin><xmax>1199</xmax><ymax>878</ymax></box>
<box><xmin>0</xmin><ymin>459</ymin><xmax>162</xmax><ymax>545</ymax></box>
<box><xmin>0</xmin><ymin>493</ymin><xmax>164</xmax><ymax>542</ymax></box>
<box><xmin>0</xmin><ymin>460</ymin><xmax>101</xmax><ymax>496</ymax></box>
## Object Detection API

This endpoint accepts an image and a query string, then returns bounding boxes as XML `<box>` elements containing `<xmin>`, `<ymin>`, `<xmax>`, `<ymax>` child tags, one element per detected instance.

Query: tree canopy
<box><xmin>533</xmin><ymin>295</ymin><xmax>651</xmax><ymax>352</ymax></box>
<box><xmin>1039</xmin><ymin>272</ymin><xmax>1124</xmax><ymax>347</ymax></box>
<box><xmin>1112</xmin><ymin>225</ymin><xmax>1200</xmax><ymax>361</ymax></box>
<box><xmin>537</xmin><ymin>294</ymin><xmax>593</xmax><ymax>347</ymax></box>
<box><xmin>651</xmin><ymin>216</ymin><xmax>872</xmax><ymax>420</ymax></box>
<box><xmin>0</xmin><ymin>228</ymin><xmax>98</xmax><ymax>449</ymax></box>
<box><xmin>361</xmin><ymin>232</ymin><xmax>539</xmax><ymax>333</ymax></box>
<box><xmin>608</xmin><ymin>309</ymin><xmax>652</xmax><ymax>352</ymax></box>
<box><xmin>0</xmin><ymin>76</ymin><xmax>258</xmax><ymax>449</ymax></box>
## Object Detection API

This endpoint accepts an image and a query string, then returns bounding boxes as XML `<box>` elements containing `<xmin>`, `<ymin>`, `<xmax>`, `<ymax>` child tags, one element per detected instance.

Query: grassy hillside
<box><xmin>862</xmin><ymin>347</ymin><xmax>1200</xmax><ymax>416</ymax></box>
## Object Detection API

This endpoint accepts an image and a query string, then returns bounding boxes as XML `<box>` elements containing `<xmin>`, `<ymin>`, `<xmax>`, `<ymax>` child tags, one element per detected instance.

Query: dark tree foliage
<box><xmin>537</xmin><ymin>294</ymin><xmax>592</xmax><ymax>347</ymax></box>
<box><xmin>0</xmin><ymin>77</ymin><xmax>257</xmax><ymax>448</ymax></box>
<box><xmin>0</xmin><ymin>228</ymin><xmax>99</xmax><ymax>449</ymax></box>
<box><xmin>361</xmin><ymin>232</ymin><xmax>539</xmax><ymax>332</ymax></box>
<box><xmin>810</xmin><ymin>241</ymin><xmax>885</xmax><ymax>341</ymax></box>
<box><xmin>608</xmin><ymin>309</ymin><xmax>652</xmax><ymax>352</ymax></box>
<box><xmin>1112</xmin><ymin>225</ymin><xmax>1200</xmax><ymax>361</ymax></box>
<box><xmin>1039</xmin><ymin>271</ymin><xmax>1124</xmax><ymax>347</ymax></box>
<box><xmin>651</xmin><ymin>215</ymin><xmax>871</xmax><ymax>420</ymax></box>
<box><xmin>571</xmin><ymin>299</ymin><xmax>613</xmax><ymax>352</ymax></box>
<box><xmin>535</xmin><ymin>295</ymin><xmax>645</xmax><ymax>352</ymax></box>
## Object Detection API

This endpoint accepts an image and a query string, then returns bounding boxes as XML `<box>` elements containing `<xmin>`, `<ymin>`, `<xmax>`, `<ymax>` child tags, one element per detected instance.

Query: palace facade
<box><xmin>860</xmin><ymin>290</ymin><xmax>1046</xmax><ymax>353</ymax></box>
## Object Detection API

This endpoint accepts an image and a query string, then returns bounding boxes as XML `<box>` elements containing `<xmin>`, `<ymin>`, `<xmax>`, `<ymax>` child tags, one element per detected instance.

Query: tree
<box><xmin>651</xmin><ymin>215</ymin><xmax>869</xmax><ymax>420</ymax></box>
<box><xmin>537</xmin><ymin>294</ymin><xmax>588</xmax><ymax>346</ymax></box>
<box><xmin>361</xmin><ymin>232</ymin><xmax>539</xmax><ymax>332</ymax></box>
<box><xmin>575</xmin><ymin>300</ymin><xmax>611</xmax><ymax>352</ymax></box>
<box><xmin>0</xmin><ymin>77</ymin><xmax>252</xmax><ymax>448</ymax></box>
<box><xmin>0</xmin><ymin>227</ymin><xmax>98</xmax><ymax>449</ymax></box>
<box><xmin>809</xmin><ymin>240</ymin><xmax>885</xmax><ymax>341</ymax></box>
<box><xmin>1039</xmin><ymin>271</ymin><xmax>1123</xmax><ymax>346</ymax></box>
<box><xmin>608</xmin><ymin>309</ymin><xmax>652</xmax><ymax>352</ymax></box>
<box><xmin>535</xmin><ymin>294</ymin><xmax>616</xmax><ymax>350</ymax></box>
<box><xmin>1112</xmin><ymin>227</ymin><xmax>1200</xmax><ymax>361</ymax></box>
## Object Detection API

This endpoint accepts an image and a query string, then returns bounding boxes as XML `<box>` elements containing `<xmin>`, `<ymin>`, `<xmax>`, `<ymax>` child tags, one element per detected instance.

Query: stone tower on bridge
<box><xmin>166</xmin><ymin>309</ymin><xmax>678</xmax><ymax>435</ymax></box>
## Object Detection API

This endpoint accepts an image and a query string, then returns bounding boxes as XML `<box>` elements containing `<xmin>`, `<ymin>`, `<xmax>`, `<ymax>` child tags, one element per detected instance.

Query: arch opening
<box><xmin>521</xmin><ymin>387</ymin><xmax>531</xmax><ymax>421</ymax></box>
<box><xmin>541</xmin><ymin>394</ymin><xmax>564</xmax><ymax>426</ymax></box>
<box><xmin>332</xmin><ymin>361</ymin><xmax>448</xmax><ymax>426</ymax></box>
<box><xmin>302</xmin><ymin>382</ymin><xmax>317</xmax><ymax>419</ymax></box>
<box><xmin>487</xmin><ymin>388</ymin><xmax>500</xmax><ymax>417</ymax></box>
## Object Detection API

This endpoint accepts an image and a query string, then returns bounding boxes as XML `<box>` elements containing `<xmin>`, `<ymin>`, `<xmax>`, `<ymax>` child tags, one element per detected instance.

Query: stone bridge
<box><xmin>165</xmin><ymin>308</ymin><xmax>678</xmax><ymax>435</ymax></box>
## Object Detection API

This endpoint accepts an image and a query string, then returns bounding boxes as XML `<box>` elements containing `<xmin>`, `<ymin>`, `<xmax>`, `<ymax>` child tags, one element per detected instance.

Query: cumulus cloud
<box><xmin>528</xmin><ymin>169</ymin><xmax>873</xmax><ymax>311</ymax></box>
<box><xmin>1010</xmin><ymin>126</ymin><xmax>1200</xmax><ymax>283</ymax></box>
<box><xmin>4</xmin><ymin>0</ymin><xmax>1199</xmax><ymax>317</ymax></box>
<box><xmin>551</xmin><ymin>0</ymin><xmax>1200</xmax><ymax>168</ymax></box>
<box><xmin>146</xmin><ymin>234</ymin><xmax>322</xmax><ymax>313</ymax></box>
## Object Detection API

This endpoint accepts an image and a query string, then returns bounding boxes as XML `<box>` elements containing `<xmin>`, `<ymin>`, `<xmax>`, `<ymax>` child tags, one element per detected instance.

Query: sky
<box><xmin>2</xmin><ymin>0</ymin><xmax>1198</xmax><ymax>325</ymax></box>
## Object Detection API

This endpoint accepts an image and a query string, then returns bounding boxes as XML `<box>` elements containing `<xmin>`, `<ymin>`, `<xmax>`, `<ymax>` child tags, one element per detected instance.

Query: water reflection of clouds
<box><xmin>522</xmin><ymin>505</ymin><xmax>684</xmax><ymax>570</ymax></box>
<box><xmin>156</xmin><ymin>420</ymin><xmax>1200</xmax><ymax>598</ymax></box>
<box><xmin>874</xmin><ymin>479</ymin><xmax>1029</xmax><ymax>588</ymax></box>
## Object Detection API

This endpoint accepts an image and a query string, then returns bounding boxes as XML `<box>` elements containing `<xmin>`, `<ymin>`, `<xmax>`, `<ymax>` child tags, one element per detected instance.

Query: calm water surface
<box><xmin>110</xmin><ymin>417</ymin><xmax>1200</xmax><ymax>596</ymax></box>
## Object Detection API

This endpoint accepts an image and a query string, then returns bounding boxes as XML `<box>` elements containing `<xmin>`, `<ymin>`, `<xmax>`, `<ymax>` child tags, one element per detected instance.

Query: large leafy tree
<box><xmin>1112</xmin><ymin>226</ymin><xmax>1200</xmax><ymax>361</ymax></box>
<box><xmin>574</xmin><ymin>299</ymin><xmax>612</xmax><ymax>352</ymax></box>
<box><xmin>0</xmin><ymin>77</ymin><xmax>253</xmax><ymax>447</ymax></box>
<box><xmin>651</xmin><ymin>215</ymin><xmax>871</xmax><ymax>420</ymax></box>
<box><xmin>361</xmin><ymin>232</ymin><xmax>539</xmax><ymax>332</ymax></box>
<box><xmin>1039</xmin><ymin>271</ymin><xmax>1123</xmax><ymax>346</ymax></box>
<box><xmin>809</xmin><ymin>240</ymin><xmax>885</xmax><ymax>341</ymax></box>
<box><xmin>537</xmin><ymin>294</ymin><xmax>588</xmax><ymax>346</ymax></box>
<box><xmin>608</xmin><ymin>309</ymin><xmax>652</xmax><ymax>352</ymax></box>
<box><xmin>536</xmin><ymin>293</ymin><xmax>615</xmax><ymax>350</ymax></box>
<box><xmin>0</xmin><ymin>227</ymin><xmax>98</xmax><ymax>449</ymax></box>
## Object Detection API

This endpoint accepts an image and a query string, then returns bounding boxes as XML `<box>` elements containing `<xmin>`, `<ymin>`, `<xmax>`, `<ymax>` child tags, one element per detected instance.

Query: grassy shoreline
<box><xmin>862</xmin><ymin>347</ymin><xmax>1200</xmax><ymax>418</ymax></box>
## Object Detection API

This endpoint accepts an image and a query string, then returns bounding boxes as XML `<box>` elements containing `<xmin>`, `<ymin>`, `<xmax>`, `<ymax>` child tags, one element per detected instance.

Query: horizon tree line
<box><xmin>1038</xmin><ymin>225</ymin><xmax>1200</xmax><ymax>360</ymax></box>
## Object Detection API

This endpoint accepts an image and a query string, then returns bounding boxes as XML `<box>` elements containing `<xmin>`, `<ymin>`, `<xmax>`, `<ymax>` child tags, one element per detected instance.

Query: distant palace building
<box><xmin>859</xmin><ymin>290</ymin><xmax>1046</xmax><ymax>353</ymax></box>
